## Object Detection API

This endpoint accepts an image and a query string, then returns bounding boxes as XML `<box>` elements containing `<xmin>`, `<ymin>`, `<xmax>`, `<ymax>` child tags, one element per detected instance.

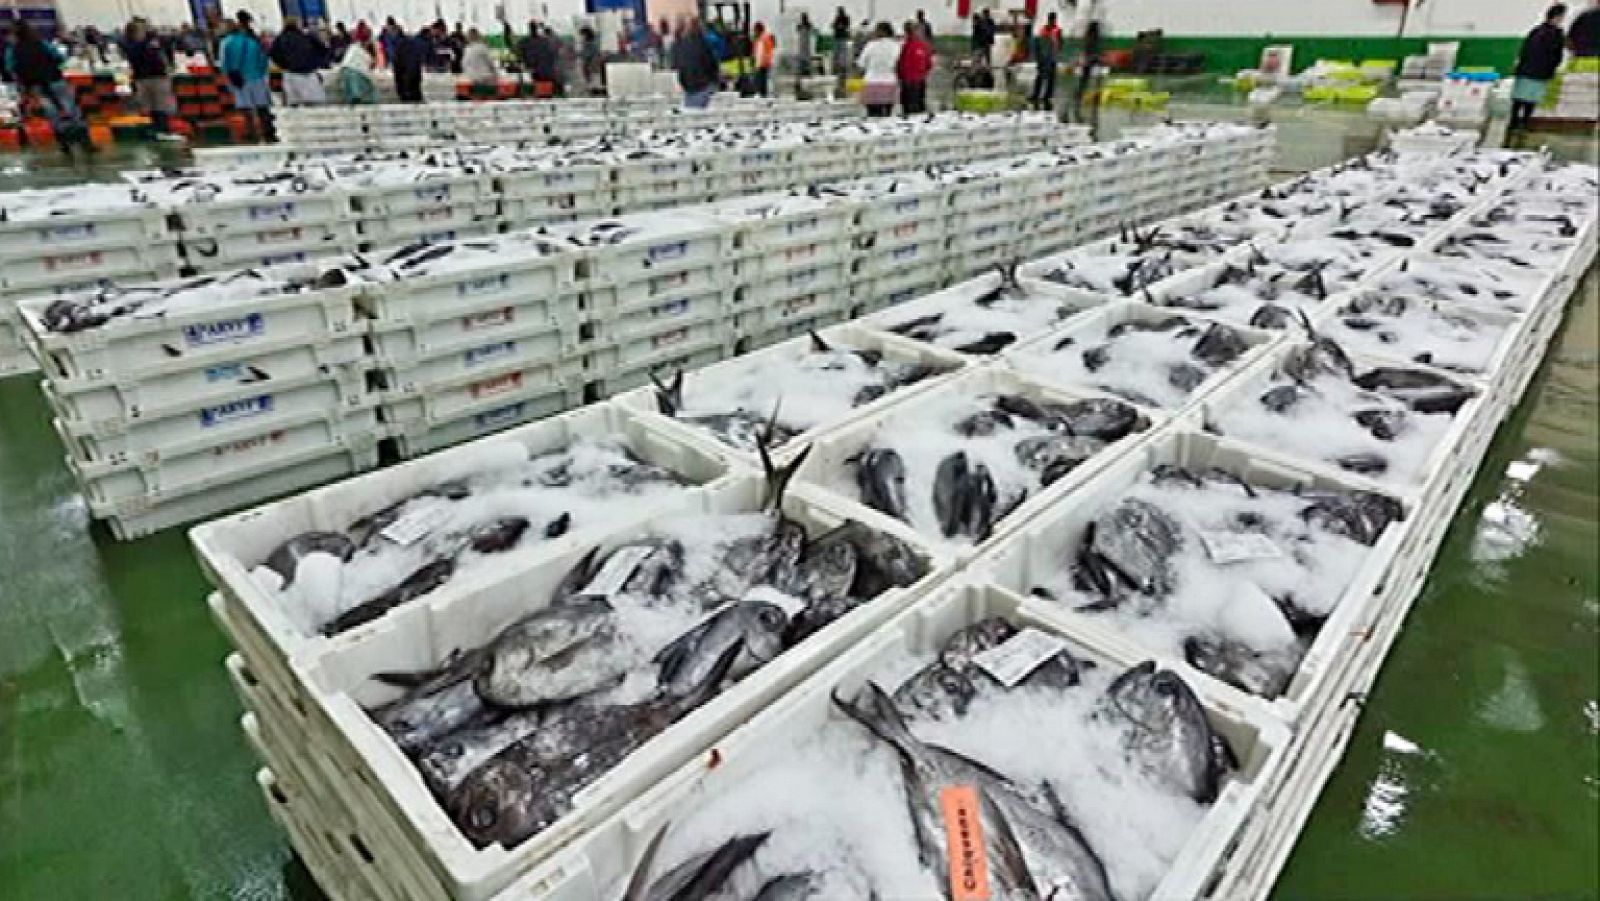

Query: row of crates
<box><xmin>188</xmin><ymin>147</ymin><xmax>1590</xmax><ymax>901</ymax></box>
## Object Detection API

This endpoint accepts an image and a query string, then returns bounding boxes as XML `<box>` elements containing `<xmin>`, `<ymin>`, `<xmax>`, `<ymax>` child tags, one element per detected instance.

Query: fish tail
<box><xmin>831</xmin><ymin>681</ymin><xmax>920</xmax><ymax>756</ymax></box>
<box><xmin>759</xmin><ymin>437</ymin><xmax>811</xmax><ymax>513</ymax></box>
<box><xmin>621</xmin><ymin>819</ymin><xmax>672</xmax><ymax>901</ymax></box>
<box><xmin>808</xmin><ymin>329</ymin><xmax>832</xmax><ymax>352</ymax></box>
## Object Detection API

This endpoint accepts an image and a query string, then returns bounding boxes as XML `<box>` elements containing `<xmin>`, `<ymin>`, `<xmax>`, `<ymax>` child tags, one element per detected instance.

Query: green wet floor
<box><xmin>1</xmin><ymin>107</ymin><xmax>1597</xmax><ymax>901</ymax></box>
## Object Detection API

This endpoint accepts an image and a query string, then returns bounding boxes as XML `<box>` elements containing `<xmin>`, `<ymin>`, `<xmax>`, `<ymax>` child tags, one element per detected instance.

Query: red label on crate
<box><xmin>213</xmin><ymin>429</ymin><xmax>286</xmax><ymax>457</ymax></box>
<box><xmin>256</xmin><ymin>226</ymin><xmax>302</xmax><ymax>245</ymax></box>
<box><xmin>653</xmin><ymin>327</ymin><xmax>689</xmax><ymax>348</ymax></box>
<box><xmin>462</xmin><ymin>307</ymin><xmax>515</xmax><ymax>331</ymax></box>
<box><xmin>893</xmin><ymin>222</ymin><xmax>920</xmax><ymax>240</ymax></box>
<box><xmin>784</xmin><ymin>244</ymin><xmax>818</xmax><ymax>262</ymax></box>
<box><xmin>783</xmin><ymin>295</ymin><xmax>818</xmax><ymax>315</ymax></box>
<box><xmin>650</xmin><ymin>271</ymin><xmax>689</xmax><ymax>295</ymax></box>
<box><xmin>418</xmin><ymin>206</ymin><xmax>453</xmax><ymax>222</ymax></box>
<box><xmin>44</xmin><ymin>250</ymin><xmax>104</xmax><ymax>272</ymax></box>
<box><xmin>469</xmin><ymin>371</ymin><xmax>523</xmax><ymax>398</ymax></box>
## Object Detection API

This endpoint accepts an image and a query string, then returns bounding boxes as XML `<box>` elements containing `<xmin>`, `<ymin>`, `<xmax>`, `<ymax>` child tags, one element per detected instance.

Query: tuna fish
<box><xmin>1100</xmin><ymin>661</ymin><xmax>1235</xmax><ymax>803</ymax></box>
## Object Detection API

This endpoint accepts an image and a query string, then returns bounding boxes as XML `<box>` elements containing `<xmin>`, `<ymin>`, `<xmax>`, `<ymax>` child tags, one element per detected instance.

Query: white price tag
<box><xmin>971</xmin><ymin>627</ymin><xmax>1069</xmax><ymax>689</ymax></box>
<box><xmin>578</xmin><ymin>545</ymin><xmax>655</xmax><ymax>599</ymax></box>
<box><xmin>1199</xmin><ymin>529</ymin><xmax>1284</xmax><ymax>565</ymax></box>
<box><xmin>380</xmin><ymin>503</ymin><xmax>451</xmax><ymax>547</ymax></box>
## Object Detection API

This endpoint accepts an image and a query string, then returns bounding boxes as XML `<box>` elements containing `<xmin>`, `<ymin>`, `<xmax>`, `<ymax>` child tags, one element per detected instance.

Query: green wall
<box><xmin>922</xmin><ymin>35</ymin><xmax>1522</xmax><ymax>75</ymax></box>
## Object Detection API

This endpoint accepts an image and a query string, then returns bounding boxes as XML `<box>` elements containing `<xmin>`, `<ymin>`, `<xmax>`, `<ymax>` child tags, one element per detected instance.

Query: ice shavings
<box><xmin>875</xmin><ymin>280</ymin><xmax>1085</xmax><ymax>355</ymax></box>
<box><xmin>1323</xmin><ymin>292</ymin><xmax>1512</xmax><ymax>375</ymax></box>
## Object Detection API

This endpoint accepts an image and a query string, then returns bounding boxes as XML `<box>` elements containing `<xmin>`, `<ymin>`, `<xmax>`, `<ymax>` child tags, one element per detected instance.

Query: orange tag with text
<box><xmin>941</xmin><ymin>785</ymin><xmax>991</xmax><ymax>901</ymax></box>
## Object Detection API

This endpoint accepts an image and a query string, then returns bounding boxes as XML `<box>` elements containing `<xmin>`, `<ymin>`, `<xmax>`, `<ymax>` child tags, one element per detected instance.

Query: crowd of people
<box><xmin>1510</xmin><ymin>1</ymin><xmax>1600</xmax><ymax>132</ymax></box>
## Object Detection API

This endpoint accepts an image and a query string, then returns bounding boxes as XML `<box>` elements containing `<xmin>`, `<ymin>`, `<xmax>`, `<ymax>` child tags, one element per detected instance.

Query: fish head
<box><xmin>740</xmin><ymin>601</ymin><xmax>791</xmax><ymax>663</ymax></box>
<box><xmin>940</xmin><ymin>617</ymin><xmax>1019</xmax><ymax>670</ymax></box>
<box><xmin>893</xmin><ymin>662</ymin><xmax>978</xmax><ymax>720</ymax></box>
<box><xmin>1104</xmin><ymin>661</ymin><xmax>1224</xmax><ymax>800</ymax></box>
<box><xmin>450</xmin><ymin>755</ymin><xmax>559</xmax><ymax>849</ymax></box>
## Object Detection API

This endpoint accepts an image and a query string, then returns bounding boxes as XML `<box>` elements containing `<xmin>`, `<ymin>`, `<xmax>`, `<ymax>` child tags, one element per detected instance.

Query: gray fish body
<box><xmin>1184</xmin><ymin>634</ymin><xmax>1296</xmax><ymax>700</ymax></box>
<box><xmin>1297</xmin><ymin>488</ymin><xmax>1404</xmax><ymax>546</ymax></box>
<box><xmin>655</xmin><ymin>601</ymin><xmax>788</xmax><ymax>698</ymax></box>
<box><xmin>644</xmin><ymin>832</ymin><xmax>771</xmax><ymax>901</ymax></box>
<box><xmin>752</xmin><ymin>871</ymin><xmax>822</xmax><ymax>901</ymax></box>
<box><xmin>1191</xmin><ymin>322</ymin><xmax>1248</xmax><ymax>366</ymax></box>
<box><xmin>1102</xmin><ymin>661</ymin><xmax>1233</xmax><ymax>803</ymax></box>
<box><xmin>264</xmin><ymin>530</ymin><xmax>355</xmax><ymax>586</ymax></box>
<box><xmin>835</xmin><ymin>520</ymin><xmax>924</xmax><ymax>597</ymax></box>
<box><xmin>373</xmin><ymin>672</ymin><xmax>486</xmax><ymax>756</ymax></box>
<box><xmin>416</xmin><ymin>711</ymin><xmax>542</xmax><ymax>795</ymax></box>
<box><xmin>1049</xmin><ymin>399</ymin><xmax>1144</xmax><ymax>443</ymax></box>
<box><xmin>778</xmin><ymin>531</ymin><xmax>859</xmax><ymax>607</ymax></box>
<box><xmin>856</xmin><ymin>448</ymin><xmax>910</xmax><ymax>521</ymax></box>
<box><xmin>475</xmin><ymin>598</ymin><xmax>624</xmax><ymax>708</ymax></box>
<box><xmin>1091</xmin><ymin>498</ymin><xmax>1183</xmax><ymax>596</ymax></box>
<box><xmin>1014</xmin><ymin>435</ymin><xmax>1105</xmax><ymax>482</ymax></box>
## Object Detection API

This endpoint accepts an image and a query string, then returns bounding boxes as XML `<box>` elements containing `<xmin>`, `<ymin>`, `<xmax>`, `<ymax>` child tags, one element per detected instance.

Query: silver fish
<box><xmin>1101</xmin><ymin>661</ymin><xmax>1235</xmax><ymax>803</ymax></box>
<box><xmin>474</xmin><ymin>598</ymin><xmax>625</xmax><ymax>708</ymax></box>
<box><xmin>655</xmin><ymin>601</ymin><xmax>788</xmax><ymax>698</ymax></box>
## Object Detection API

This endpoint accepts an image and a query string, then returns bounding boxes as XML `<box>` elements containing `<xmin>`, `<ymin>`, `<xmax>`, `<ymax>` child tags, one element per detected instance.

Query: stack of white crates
<box><xmin>0</xmin><ymin>191</ymin><xmax>181</xmax><ymax>375</ymax></box>
<box><xmin>18</xmin><ymin>276</ymin><xmax>378</xmax><ymax>539</ymax></box>
<box><xmin>712</xmin><ymin>192</ymin><xmax>861</xmax><ymax>350</ymax></box>
<box><xmin>364</xmin><ymin>236</ymin><xmax>585</xmax><ymax>459</ymax></box>
<box><xmin>943</xmin><ymin>161</ymin><xmax>1033</xmax><ymax>281</ymax></box>
<box><xmin>165</xmin><ymin>176</ymin><xmax>359</xmax><ymax>273</ymax></box>
<box><xmin>561</xmin><ymin>211</ymin><xmax>740</xmax><ymax>399</ymax></box>
<box><xmin>349</xmin><ymin>170</ymin><xmax>501</xmax><ymax>249</ymax></box>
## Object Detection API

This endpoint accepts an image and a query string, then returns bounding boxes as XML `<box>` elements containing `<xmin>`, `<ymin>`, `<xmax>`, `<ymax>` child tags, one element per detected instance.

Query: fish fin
<box><xmin>808</xmin><ymin>330</ymin><xmax>831</xmax><ymax>353</ymax></box>
<box><xmin>674</xmin><ymin>640</ymin><xmax>747</xmax><ymax>713</ymax></box>
<box><xmin>653</xmin><ymin>616</ymin><xmax>715</xmax><ymax>684</ymax></box>
<box><xmin>650</xmin><ymin>369</ymin><xmax>683</xmax><ymax>418</ymax></box>
<box><xmin>370</xmin><ymin>666</ymin><xmax>449</xmax><ymax>688</ymax></box>
<box><xmin>551</xmin><ymin>547</ymin><xmax>602</xmax><ymax>605</ymax></box>
<box><xmin>759</xmin><ymin>438</ymin><xmax>811</xmax><ymax>514</ymax></box>
<box><xmin>621</xmin><ymin>819</ymin><xmax>672</xmax><ymax>901</ymax></box>
<box><xmin>977</xmin><ymin>786</ymin><xmax>1042</xmax><ymax>900</ymax></box>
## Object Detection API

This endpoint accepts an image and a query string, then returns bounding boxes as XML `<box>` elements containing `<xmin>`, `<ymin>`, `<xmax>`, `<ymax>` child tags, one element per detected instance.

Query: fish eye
<box><xmin>1154</xmin><ymin>676</ymin><xmax>1177</xmax><ymax>697</ymax></box>
<box><xmin>468</xmin><ymin>804</ymin><xmax>498</xmax><ymax>830</ymax></box>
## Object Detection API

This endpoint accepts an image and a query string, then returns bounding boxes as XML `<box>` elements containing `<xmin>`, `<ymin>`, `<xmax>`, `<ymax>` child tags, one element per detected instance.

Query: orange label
<box><xmin>941</xmin><ymin>785</ymin><xmax>990</xmax><ymax>901</ymax></box>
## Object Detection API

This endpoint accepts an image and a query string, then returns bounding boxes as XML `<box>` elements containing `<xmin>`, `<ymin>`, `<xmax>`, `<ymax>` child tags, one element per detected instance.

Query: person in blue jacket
<box><xmin>219</xmin><ymin>11</ymin><xmax>276</xmax><ymax>141</ymax></box>
<box><xmin>6</xmin><ymin>20</ymin><xmax>93</xmax><ymax>155</ymax></box>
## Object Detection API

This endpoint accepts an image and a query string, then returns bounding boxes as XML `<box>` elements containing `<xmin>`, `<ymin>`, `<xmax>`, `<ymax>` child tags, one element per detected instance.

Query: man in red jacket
<box><xmin>897</xmin><ymin>20</ymin><xmax>934</xmax><ymax>114</ymax></box>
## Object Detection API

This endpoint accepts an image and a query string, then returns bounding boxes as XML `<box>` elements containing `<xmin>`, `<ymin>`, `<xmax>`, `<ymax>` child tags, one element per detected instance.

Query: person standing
<box><xmin>579</xmin><ymin>25</ymin><xmax>601</xmax><ymax>93</ymax></box>
<box><xmin>391</xmin><ymin>24</ymin><xmax>427</xmax><ymax>103</ymax></box>
<box><xmin>672</xmin><ymin>16</ymin><xmax>719</xmax><ymax>108</ymax></box>
<box><xmin>220</xmin><ymin>12</ymin><xmax>275</xmax><ymax>141</ymax></box>
<box><xmin>270</xmin><ymin>16</ymin><xmax>329</xmax><ymax>106</ymax></box>
<box><xmin>796</xmin><ymin>13</ymin><xmax>815</xmax><ymax>77</ymax></box>
<box><xmin>378</xmin><ymin>18</ymin><xmax>400</xmax><ymax>68</ymax></box>
<box><xmin>858</xmin><ymin>21</ymin><xmax>901</xmax><ymax>117</ymax></box>
<box><xmin>1511</xmin><ymin>4</ymin><xmax>1568</xmax><ymax>131</ymax></box>
<box><xmin>334</xmin><ymin>38</ymin><xmax>376</xmax><ymax>104</ymax></box>
<box><xmin>6</xmin><ymin>20</ymin><xmax>93</xmax><ymax>154</ymax></box>
<box><xmin>1030</xmin><ymin>12</ymin><xmax>1063</xmax><ymax>111</ymax></box>
<box><xmin>447</xmin><ymin>22</ymin><xmax>466</xmax><ymax>74</ymax></box>
<box><xmin>1072</xmin><ymin>10</ymin><xmax>1105</xmax><ymax>122</ymax></box>
<box><xmin>123</xmin><ymin>19</ymin><xmax>183</xmax><ymax>141</ymax></box>
<box><xmin>915</xmin><ymin>9</ymin><xmax>934</xmax><ymax>45</ymax></box>
<box><xmin>971</xmin><ymin>9</ymin><xmax>994</xmax><ymax>61</ymax></box>
<box><xmin>522</xmin><ymin>22</ymin><xmax>564</xmax><ymax>96</ymax></box>
<box><xmin>831</xmin><ymin>7</ymin><xmax>852</xmax><ymax>90</ymax></box>
<box><xmin>897</xmin><ymin>21</ymin><xmax>933</xmax><ymax>114</ymax></box>
<box><xmin>1567</xmin><ymin>0</ymin><xmax>1599</xmax><ymax>57</ymax></box>
<box><xmin>752</xmin><ymin>21</ymin><xmax>776</xmax><ymax>96</ymax></box>
<box><xmin>353</xmin><ymin>19</ymin><xmax>372</xmax><ymax>48</ymax></box>
<box><xmin>329</xmin><ymin>23</ymin><xmax>352</xmax><ymax>60</ymax></box>
<box><xmin>461</xmin><ymin>28</ymin><xmax>499</xmax><ymax>87</ymax></box>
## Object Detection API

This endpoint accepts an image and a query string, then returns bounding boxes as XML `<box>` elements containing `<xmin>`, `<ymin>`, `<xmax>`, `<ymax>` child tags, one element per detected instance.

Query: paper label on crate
<box><xmin>784</xmin><ymin>244</ymin><xmax>818</xmax><ymax>263</ymax></box>
<box><xmin>380</xmin><ymin>503</ymin><xmax>452</xmax><ymax>546</ymax></box>
<box><xmin>785</xmin><ymin>217</ymin><xmax>819</xmax><ymax>235</ymax></box>
<box><xmin>652</xmin><ymin>299</ymin><xmax>690</xmax><ymax>319</ymax></box>
<box><xmin>457</xmin><ymin>273</ymin><xmax>510</xmax><ymax>298</ymax></box>
<box><xmin>577</xmin><ymin>545</ymin><xmax>656</xmax><ymax>600</ymax></box>
<box><xmin>788</xmin><ymin>268</ymin><xmax>818</xmax><ymax>286</ymax></box>
<box><xmin>464</xmin><ymin>340</ymin><xmax>517</xmax><ymax>367</ymax></box>
<box><xmin>893</xmin><ymin>222</ymin><xmax>921</xmax><ymax>240</ymax></box>
<box><xmin>415</xmin><ymin>184</ymin><xmax>453</xmax><ymax>202</ymax></box>
<box><xmin>940</xmin><ymin>785</ymin><xmax>991</xmax><ymax>901</ymax></box>
<box><xmin>892</xmin><ymin>245</ymin><xmax>919</xmax><ymax>261</ymax></box>
<box><xmin>248</xmin><ymin>201</ymin><xmax>296</xmax><ymax>221</ymax></box>
<box><xmin>256</xmin><ymin>226</ymin><xmax>302</xmax><ymax>245</ymax></box>
<box><xmin>44</xmin><ymin>250</ymin><xmax>103</xmax><ymax>272</ymax></box>
<box><xmin>462</xmin><ymin>307</ymin><xmax>515</xmax><ymax>331</ymax></box>
<box><xmin>651</xmin><ymin>271</ymin><xmax>689</xmax><ymax>295</ymax></box>
<box><xmin>893</xmin><ymin>199</ymin><xmax>921</xmax><ymax>213</ymax></box>
<box><xmin>654</xmin><ymin>327</ymin><xmax>689</xmax><ymax>348</ymax></box>
<box><xmin>970</xmin><ymin>627</ymin><xmax>1069</xmax><ymax>689</ymax></box>
<box><xmin>260</xmin><ymin>251</ymin><xmax>307</xmax><ymax>267</ymax></box>
<box><xmin>474</xmin><ymin>402</ymin><xmax>526</xmax><ymax>430</ymax></box>
<box><xmin>41</xmin><ymin>222</ymin><xmax>96</xmax><ymax>241</ymax></box>
<box><xmin>1198</xmin><ymin>530</ymin><xmax>1285</xmax><ymax>565</ymax></box>
<box><xmin>205</xmin><ymin>362</ymin><xmax>245</xmax><ymax>383</ymax></box>
<box><xmin>648</xmin><ymin>241</ymin><xmax>688</xmax><ymax>262</ymax></box>
<box><xmin>199</xmin><ymin>394</ymin><xmax>273</xmax><ymax>427</ymax></box>
<box><xmin>975</xmin><ymin>225</ymin><xmax>1000</xmax><ymax>240</ymax></box>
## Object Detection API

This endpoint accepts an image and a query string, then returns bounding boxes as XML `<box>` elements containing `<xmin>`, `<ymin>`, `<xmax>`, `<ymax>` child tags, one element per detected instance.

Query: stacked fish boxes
<box><xmin>18</xmin><ymin>272</ymin><xmax>378</xmax><ymax>540</ymax></box>
<box><xmin>361</xmin><ymin>236</ymin><xmax>586</xmax><ymax>459</ymax></box>
<box><xmin>156</xmin><ymin>172</ymin><xmax>361</xmax><ymax>272</ymax></box>
<box><xmin>350</xmin><ymin>169</ymin><xmax>501</xmax><ymax>249</ymax></box>
<box><xmin>0</xmin><ymin>186</ymin><xmax>183</xmax><ymax>375</ymax></box>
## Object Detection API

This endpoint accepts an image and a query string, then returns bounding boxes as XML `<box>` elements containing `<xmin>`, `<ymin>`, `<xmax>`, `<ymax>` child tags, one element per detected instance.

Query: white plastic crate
<box><xmin>0</xmin><ymin>241</ymin><xmax>184</xmax><ymax>295</ymax></box>
<box><xmin>44</xmin><ymin>334</ymin><xmax>368</xmax><ymax>429</ymax></box>
<box><xmin>612</xmin><ymin>321</ymin><xmax>967</xmax><ymax>464</ymax></box>
<box><xmin>707</xmin><ymin>194</ymin><xmax>858</xmax><ymax>256</ymax></box>
<box><xmin>561</xmin><ymin>213</ymin><xmax>734</xmax><ymax>286</ymax></box>
<box><xmin>191</xmin><ymin>401</ymin><xmax>728</xmax><ymax>706</ymax></box>
<box><xmin>1191</xmin><ymin>343</ymin><xmax>1488</xmax><ymax>502</ymax></box>
<box><xmin>731</xmin><ymin>288</ymin><xmax>852</xmax><ymax>343</ymax></box>
<box><xmin>854</xmin><ymin>270</ymin><xmax>948</xmax><ymax>318</ymax></box>
<box><xmin>182</xmin><ymin>221</ymin><xmax>359</xmax><ymax>271</ymax></box>
<box><xmin>794</xmin><ymin>365</ymin><xmax>1160</xmax><ymax>557</ymax></box>
<box><xmin>610</xmin><ymin>180</ymin><xmax>715</xmax><ymax>212</ymax></box>
<box><xmin>276</xmin><ymin>475</ymin><xmax>946</xmax><ymax>901</ymax></box>
<box><xmin>0</xmin><ymin>205</ymin><xmax>171</xmax><ymax>260</ymax></box>
<box><xmin>853</xmin><ymin>231</ymin><xmax>945</xmax><ymax>279</ymax></box>
<box><xmin>610</xmin><ymin>156</ymin><xmax>700</xmax><ymax>187</ymax></box>
<box><xmin>591</xmin><ymin>285</ymin><xmax>730</xmax><ymax>352</ymax></box>
<box><xmin>497</xmin><ymin>164</ymin><xmax>613</xmax><ymax>201</ymax></box>
<box><xmin>19</xmin><ymin>285</ymin><xmax>362</xmax><ymax>385</ymax></box>
<box><xmin>173</xmin><ymin>190</ymin><xmax>355</xmax><ymax>238</ymax></box>
<box><xmin>354</xmin><ymin>243</ymin><xmax>579</xmax><ymax>327</ymax></box>
<box><xmin>855</xmin><ymin>185</ymin><xmax>953</xmax><ymax>232</ymax></box>
<box><xmin>252</xmin><ymin>765</ymin><xmax>383</xmax><ymax>901</ymax></box>
<box><xmin>580</xmin><ymin>320</ymin><xmax>731</xmax><ymax>395</ymax></box>
<box><xmin>356</xmin><ymin>202</ymin><xmax>501</xmax><ymax>248</ymax></box>
<box><xmin>98</xmin><ymin>436</ymin><xmax>381</xmax><ymax>541</ymax></box>
<box><xmin>974</xmin><ymin>427</ymin><xmax>1411</xmax><ymax>728</ymax></box>
<box><xmin>735</xmin><ymin>259</ymin><xmax>851</xmax><ymax>310</ymax></box>
<box><xmin>52</xmin><ymin>367</ymin><xmax>371</xmax><ymax>466</ymax></box>
<box><xmin>501</xmin><ymin>194</ymin><xmax>612</xmax><ymax>229</ymax></box>
<box><xmin>581</xmin><ymin>262</ymin><xmax>727</xmax><ymax>322</ymax></box>
<box><xmin>514</xmin><ymin>578</ymin><xmax>1287</xmax><ymax>901</ymax></box>
<box><xmin>350</xmin><ymin>174</ymin><xmax>495</xmax><ymax>217</ymax></box>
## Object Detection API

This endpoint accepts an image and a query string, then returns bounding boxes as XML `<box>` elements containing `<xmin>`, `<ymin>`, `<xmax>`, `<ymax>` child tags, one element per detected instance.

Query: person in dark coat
<box><xmin>392</xmin><ymin>26</ymin><xmax>428</xmax><ymax>103</ymax></box>
<box><xmin>519</xmin><ymin>21</ymin><xmax>564</xmax><ymax>96</ymax></box>
<box><xmin>1570</xmin><ymin>0</ymin><xmax>1600</xmax><ymax>57</ymax></box>
<box><xmin>6</xmin><ymin>20</ymin><xmax>92</xmax><ymax>153</ymax></box>
<box><xmin>1511</xmin><ymin>4</ymin><xmax>1568</xmax><ymax>131</ymax></box>
<box><xmin>673</xmin><ymin>17</ymin><xmax>720</xmax><ymax>108</ymax></box>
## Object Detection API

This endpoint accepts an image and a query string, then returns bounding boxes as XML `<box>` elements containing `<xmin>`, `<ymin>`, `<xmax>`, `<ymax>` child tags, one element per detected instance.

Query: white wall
<box><xmin>56</xmin><ymin>0</ymin><xmax>194</xmax><ymax>31</ymax></box>
<box><xmin>753</xmin><ymin>0</ymin><xmax>1542</xmax><ymax>38</ymax></box>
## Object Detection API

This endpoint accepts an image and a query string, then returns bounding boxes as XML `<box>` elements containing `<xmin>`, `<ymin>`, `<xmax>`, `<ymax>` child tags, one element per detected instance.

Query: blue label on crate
<box><xmin>457</xmin><ymin>273</ymin><xmax>510</xmax><ymax>298</ymax></box>
<box><xmin>785</xmin><ymin>217</ymin><xmax>819</xmax><ymax>235</ymax></box>
<box><xmin>205</xmin><ymin>362</ymin><xmax>245</xmax><ymax>383</ymax></box>
<box><xmin>199</xmin><ymin>394</ymin><xmax>273</xmax><ymax>427</ymax></box>
<box><xmin>415</xmin><ymin>184</ymin><xmax>453</xmax><ymax>202</ymax></box>
<box><xmin>474</xmin><ymin>402</ymin><xmax>526</xmax><ymax>430</ymax></box>
<box><xmin>980</xmin><ymin>184</ymin><xmax>1002</xmax><ymax>198</ymax></box>
<box><xmin>893</xmin><ymin>199</ymin><xmax>920</xmax><ymax>213</ymax></box>
<box><xmin>652</xmin><ymin>298</ymin><xmax>690</xmax><ymax>318</ymax></box>
<box><xmin>464</xmin><ymin>340</ymin><xmax>517</xmax><ymax>366</ymax></box>
<box><xmin>892</xmin><ymin>245</ymin><xmax>918</xmax><ymax>260</ymax></box>
<box><xmin>545</xmin><ymin>172</ymin><xmax>575</xmax><ymax>185</ymax></box>
<box><xmin>647</xmin><ymin>241</ymin><xmax>688</xmax><ymax>262</ymax></box>
<box><xmin>975</xmin><ymin>225</ymin><xmax>1000</xmax><ymax>240</ymax></box>
<box><xmin>184</xmin><ymin>312</ymin><xmax>265</xmax><ymax>347</ymax></box>
<box><xmin>41</xmin><ymin>222</ymin><xmax>96</xmax><ymax>241</ymax></box>
<box><xmin>248</xmin><ymin>201</ymin><xmax>296</xmax><ymax>221</ymax></box>
<box><xmin>889</xmin><ymin>288</ymin><xmax>917</xmax><ymax>304</ymax></box>
<box><xmin>420</xmin><ymin>230</ymin><xmax>458</xmax><ymax>244</ymax></box>
<box><xmin>651</xmin><ymin>163</ymin><xmax>679</xmax><ymax>175</ymax></box>
<box><xmin>260</xmin><ymin>251</ymin><xmax>307</xmax><ymax>267</ymax></box>
<box><xmin>789</xmin><ymin>268</ymin><xmax>818</xmax><ymax>286</ymax></box>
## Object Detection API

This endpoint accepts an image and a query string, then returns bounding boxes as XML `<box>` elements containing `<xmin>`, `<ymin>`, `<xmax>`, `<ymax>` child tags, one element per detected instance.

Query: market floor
<box><xmin>1</xmin><ymin>104</ymin><xmax>1597</xmax><ymax>901</ymax></box>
